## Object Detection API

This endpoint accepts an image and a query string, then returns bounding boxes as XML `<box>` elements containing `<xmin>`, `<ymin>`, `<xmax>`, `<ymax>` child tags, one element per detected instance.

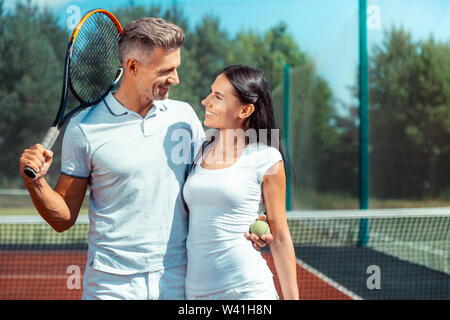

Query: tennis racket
<box><xmin>23</xmin><ymin>9</ymin><xmax>123</xmax><ymax>179</ymax></box>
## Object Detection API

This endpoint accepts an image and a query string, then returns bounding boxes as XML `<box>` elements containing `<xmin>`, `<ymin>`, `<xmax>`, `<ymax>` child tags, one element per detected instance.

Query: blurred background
<box><xmin>1</xmin><ymin>0</ymin><xmax>449</xmax><ymax>211</ymax></box>
<box><xmin>0</xmin><ymin>0</ymin><xmax>449</xmax><ymax>301</ymax></box>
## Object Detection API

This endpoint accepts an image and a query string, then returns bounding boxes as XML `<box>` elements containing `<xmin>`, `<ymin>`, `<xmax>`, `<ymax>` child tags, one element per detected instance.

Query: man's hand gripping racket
<box><xmin>21</xmin><ymin>9</ymin><xmax>123</xmax><ymax>179</ymax></box>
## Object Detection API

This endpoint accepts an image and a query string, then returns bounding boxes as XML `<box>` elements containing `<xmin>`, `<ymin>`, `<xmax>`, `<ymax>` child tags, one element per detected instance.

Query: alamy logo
<box><xmin>366</xmin><ymin>265</ymin><xmax>381</xmax><ymax>290</ymax></box>
<box><xmin>66</xmin><ymin>5</ymin><xmax>81</xmax><ymax>30</ymax></box>
<box><xmin>367</xmin><ymin>5</ymin><xmax>381</xmax><ymax>30</ymax></box>
<box><xmin>66</xmin><ymin>265</ymin><xmax>81</xmax><ymax>290</ymax></box>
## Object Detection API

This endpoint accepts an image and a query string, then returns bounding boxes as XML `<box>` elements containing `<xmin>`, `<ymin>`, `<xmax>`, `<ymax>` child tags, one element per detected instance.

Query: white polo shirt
<box><xmin>61</xmin><ymin>92</ymin><xmax>205</xmax><ymax>275</ymax></box>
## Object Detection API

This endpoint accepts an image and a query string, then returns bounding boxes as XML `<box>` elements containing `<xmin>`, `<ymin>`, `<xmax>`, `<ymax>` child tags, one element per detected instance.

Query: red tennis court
<box><xmin>0</xmin><ymin>251</ymin><xmax>351</xmax><ymax>300</ymax></box>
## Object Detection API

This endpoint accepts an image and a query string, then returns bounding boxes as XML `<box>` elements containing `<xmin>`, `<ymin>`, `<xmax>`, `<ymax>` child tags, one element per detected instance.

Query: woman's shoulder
<box><xmin>247</xmin><ymin>142</ymin><xmax>282</xmax><ymax>157</ymax></box>
<box><xmin>246</xmin><ymin>142</ymin><xmax>283</xmax><ymax>167</ymax></box>
<box><xmin>245</xmin><ymin>142</ymin><xmax>283</xmax><ymax>182</ymax></box>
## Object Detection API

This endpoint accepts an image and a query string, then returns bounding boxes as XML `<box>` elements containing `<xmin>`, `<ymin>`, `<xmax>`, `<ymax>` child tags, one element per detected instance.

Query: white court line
<box><xmin>296</xmin><ymin>258</ymin><xmax>363</xmax><ymax>300</ymax></box>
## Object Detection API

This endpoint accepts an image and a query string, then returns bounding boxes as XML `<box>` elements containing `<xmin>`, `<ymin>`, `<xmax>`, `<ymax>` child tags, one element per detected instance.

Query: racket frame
<box><xmin>23</xmin><ymin>9</ymin><xmax>123</xmax><ymax>179</ymax></box>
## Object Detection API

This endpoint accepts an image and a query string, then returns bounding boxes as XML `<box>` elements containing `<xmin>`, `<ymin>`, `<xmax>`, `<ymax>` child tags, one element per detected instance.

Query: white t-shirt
<box><xmin>183</xmin><ymin>142</ymin><xmax>283</xmax><ymax>296</ymax></box>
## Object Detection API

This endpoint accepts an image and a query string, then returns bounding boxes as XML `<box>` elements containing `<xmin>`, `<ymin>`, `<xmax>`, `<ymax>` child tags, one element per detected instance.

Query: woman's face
<box><xmin>201</xmin><ymin>73</ymin><xmax>245</xmax><ymax>129</ymax></box>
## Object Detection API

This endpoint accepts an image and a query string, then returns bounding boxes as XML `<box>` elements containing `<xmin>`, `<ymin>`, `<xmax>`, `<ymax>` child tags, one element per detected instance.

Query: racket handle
<box><xmin>23</xmin><ymin>127</ymin><xmax>60</xmax><ymax>179</ymax></box>
<box><xmin>41</xmin><ymin>126</ymin><xmax>60</xmax><ymax>151</ymax></box>
<box><xmin>23</xmin><ymin>167</ymin><xmax>38</xmax><ymax>179</ymax></box>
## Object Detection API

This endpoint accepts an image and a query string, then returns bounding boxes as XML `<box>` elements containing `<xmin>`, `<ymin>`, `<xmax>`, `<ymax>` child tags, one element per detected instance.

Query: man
<box><xmin>19</xmin><ymin>17</ymin><xmax>269</xmax><ymax>300</ymax></box>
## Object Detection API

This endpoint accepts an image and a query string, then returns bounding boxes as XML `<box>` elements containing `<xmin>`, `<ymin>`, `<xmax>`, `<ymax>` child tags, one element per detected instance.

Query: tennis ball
<box><xmin>249</xmin><ymin>221</ymin><xmax>271</xmax><ymax>237</ymax></box>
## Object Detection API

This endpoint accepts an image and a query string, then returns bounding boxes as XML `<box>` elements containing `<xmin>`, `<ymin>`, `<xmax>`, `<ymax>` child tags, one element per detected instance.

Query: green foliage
<box><xmin>228</xmin><ymin>23</ymin><xmax>306</xmax><ymax>89</ymax></box>
<box><xmin>113</xmin><ymin>4</ymin><xmax>162</xmax><ymax>27</ymax></box>
<box><xmin>0</xmin><ymin>2</ymin><xmax>65</xmax><ymax>187</ymax></box>
<box><xmin>1</xmin><ymin>2</ymin><xmax>314</xmax><ymax>188</ymax></box>
<box><xmin>4</xmin><ymin>2</ymin><xmax>447</xmax><ymax>204</ymax></box>
<box><xmin>366</xmin><ymin>26</ymin><xmax>450</xmax><ymax>198</ymax></box>
<box><xmin>272</xmin><ymin>61</ymin><xmax>357</xmax><ymax>198</ymax></box>
<box><xmin>186</xmin><ymin>15</ymin><xmax>230</xmax><ymax>113</ymax></box>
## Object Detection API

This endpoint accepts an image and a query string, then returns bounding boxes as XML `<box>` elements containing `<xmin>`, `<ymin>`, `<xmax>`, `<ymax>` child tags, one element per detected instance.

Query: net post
<box><xmin>284</xmin><ymin>64</ymin><xmax>292</xmax><ymax>211</ymax></box>
<box><xmin>358</xmin><ymin>0</ymin><xmax>369</xmax><ymax>247</ymax></box>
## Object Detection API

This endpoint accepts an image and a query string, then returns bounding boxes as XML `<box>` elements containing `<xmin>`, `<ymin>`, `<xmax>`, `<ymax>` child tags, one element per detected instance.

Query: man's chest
<box><xmin>87</xmin><ymin>120</ymin><xmax>194</xmax><ymax>179</ymax></box>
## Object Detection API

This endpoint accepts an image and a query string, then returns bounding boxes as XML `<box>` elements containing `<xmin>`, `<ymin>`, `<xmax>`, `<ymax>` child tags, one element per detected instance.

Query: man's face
<box><xmin>135</xmin><ymin>47</ymin><xmax>181</xmax><ymax>101</ymax></box>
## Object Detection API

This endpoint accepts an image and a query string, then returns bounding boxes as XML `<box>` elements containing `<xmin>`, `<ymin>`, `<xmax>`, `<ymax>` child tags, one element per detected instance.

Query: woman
<box><xmin>183</xmin><ymin>65</ymin><xmax>298</xmax><ymax>300</ymax></box>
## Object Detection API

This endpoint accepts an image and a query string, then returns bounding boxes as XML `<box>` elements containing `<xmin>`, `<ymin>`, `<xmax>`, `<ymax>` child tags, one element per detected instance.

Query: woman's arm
<box><xmin>262</xmin><ymin>161</ymin><xmax>299</xmax><ymax>300</ymax></box>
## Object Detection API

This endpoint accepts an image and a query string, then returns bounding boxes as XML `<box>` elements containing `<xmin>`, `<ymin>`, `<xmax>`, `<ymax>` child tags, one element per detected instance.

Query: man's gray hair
<box><xmin>118</xmin><ymin>17</ymin><xmax>185</xmax><ymax>64</ymax></box>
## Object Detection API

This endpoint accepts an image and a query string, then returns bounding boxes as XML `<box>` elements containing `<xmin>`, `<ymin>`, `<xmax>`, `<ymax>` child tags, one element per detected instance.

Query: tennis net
<box><xmin>0</xmin><ymin>208</ymin><xmax>449</xmax><ymax>300</ymax></box>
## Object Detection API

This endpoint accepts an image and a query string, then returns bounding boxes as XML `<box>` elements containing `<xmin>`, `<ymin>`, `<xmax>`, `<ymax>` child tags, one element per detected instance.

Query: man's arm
<box><xmin>19</xmin><ymin>144</ymin><xmax>88</xmax><ymax>232</ymax></box>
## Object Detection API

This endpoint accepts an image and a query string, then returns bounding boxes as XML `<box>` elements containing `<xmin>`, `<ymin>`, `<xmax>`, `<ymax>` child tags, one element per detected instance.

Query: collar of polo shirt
<box><xmin>104</xmin><ymin>91</ymin><xmax>167</xmax><ymax>117</ymax></box>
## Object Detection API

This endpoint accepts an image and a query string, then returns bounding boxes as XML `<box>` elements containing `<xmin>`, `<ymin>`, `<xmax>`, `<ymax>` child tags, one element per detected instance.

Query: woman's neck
<box><xmin>210</xmin><ymin>128</ymin><xmax>247</xmax><ymax>163</ymax></box>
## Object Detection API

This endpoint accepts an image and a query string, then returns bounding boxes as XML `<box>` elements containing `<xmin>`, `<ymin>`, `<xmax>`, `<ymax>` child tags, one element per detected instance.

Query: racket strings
<box><xmin>74</xmin><ymin>15</ymin><xmax>118</xmax><ymax>61</ymax></box>
<box><xmin>71</xmin><ymin>16</ymin><xmax>119</xmax><ymax>100</ymax></box>
<box><xmin>70</xmin><ymin>12</ymin><xmax>121</xmax><ymax>103</ymax></box>
<box><xmin>73</xmin><ymin>20</ymin><xmax>119</xmax><ymax>91</ymax></box>
<box><xmin>73</xmin><ymin>15</ymin><xmax>119</xmax><ymax>67</ymax></box>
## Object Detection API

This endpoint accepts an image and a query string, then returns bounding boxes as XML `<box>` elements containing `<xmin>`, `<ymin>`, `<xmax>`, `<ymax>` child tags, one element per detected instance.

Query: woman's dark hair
<box><xmin>221</xmin><ymin>65</ymin><xmax>288</xmax><ymax>168</ymax></box>
<box><xmin>223</xmin><ymin>65</ymin><xmax>278</xmax><ymax>142</ymax></box>
<box><xmin>192</xmin><ymin>65</ymin><xmax>292</xmax><ymax>178</ymax></box>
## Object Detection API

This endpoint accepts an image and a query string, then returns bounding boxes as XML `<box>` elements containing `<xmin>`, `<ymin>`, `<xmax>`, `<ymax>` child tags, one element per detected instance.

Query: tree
<box><xmin>272</xmin><ymin>61</ymin><xmax>354</xmax><ymax>202</ymax></box>
<box><xmin>0</xmin><ymin>2</ymin><xmax>65</xmax><ymax>187</ymax></box>
<box><xmin>186</xmin><ymin>15</ymin><xmax>230</xmax><ymax>114</ymax></box>
<box><xmin>228</xmin><ymin>22</ymin><xmax>306</xmax><ymax>89</ymax></box>
<box><xmin>112</xmin><ymin>4</ymin><xmax>162</xmax><ymax>27</ymax></box>
<box><xmin>367</xmin><ymin>26</ymin><xmax>450</xmax><ymax>198</ymax></box>
<box><xmin>0</xmin><ymin>2</ymin><xmax>341</xmax><ymax>195</ymax></box>
<box><xmin>407</xmin><ymin>36</ymin><xmax>450</xmax><ymax>196</ymax></box>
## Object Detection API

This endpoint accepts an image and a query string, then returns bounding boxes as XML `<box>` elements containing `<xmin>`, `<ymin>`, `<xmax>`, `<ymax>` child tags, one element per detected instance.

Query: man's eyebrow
<box><xmin>158</xmin><ymin>67</ymin><xmax>175</xmax><ymax>73</ymax></box>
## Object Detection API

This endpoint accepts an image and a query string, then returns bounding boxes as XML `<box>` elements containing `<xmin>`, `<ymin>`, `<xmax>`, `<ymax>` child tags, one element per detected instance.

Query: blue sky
<box><xmin>4</xmin><ymin>0</ymin><xmax>450</xmax><ymax>110</ymax></box>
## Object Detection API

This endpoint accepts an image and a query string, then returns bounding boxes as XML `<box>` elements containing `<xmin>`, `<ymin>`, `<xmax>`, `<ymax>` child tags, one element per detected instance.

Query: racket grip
<box><xmin>41</xmin><ymin>126</ymin><xmax>60</xmax><ymax>151</ymax></box>
<box><xmin>23</xmin><ymin>167</ymin><xmax>38</xmax><ymax>179</ymax></box>
<box><xmin>23</xmin><ymin>127</ymin><xmax>60</xmax><ymax>179</ymax></box>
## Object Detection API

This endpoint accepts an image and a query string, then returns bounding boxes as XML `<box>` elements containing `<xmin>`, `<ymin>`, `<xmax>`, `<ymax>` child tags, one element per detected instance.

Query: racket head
<box><xmin>68</xmin><ymin>9</ymin><xmax>123</xmax><ymax>105</ymax></box>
